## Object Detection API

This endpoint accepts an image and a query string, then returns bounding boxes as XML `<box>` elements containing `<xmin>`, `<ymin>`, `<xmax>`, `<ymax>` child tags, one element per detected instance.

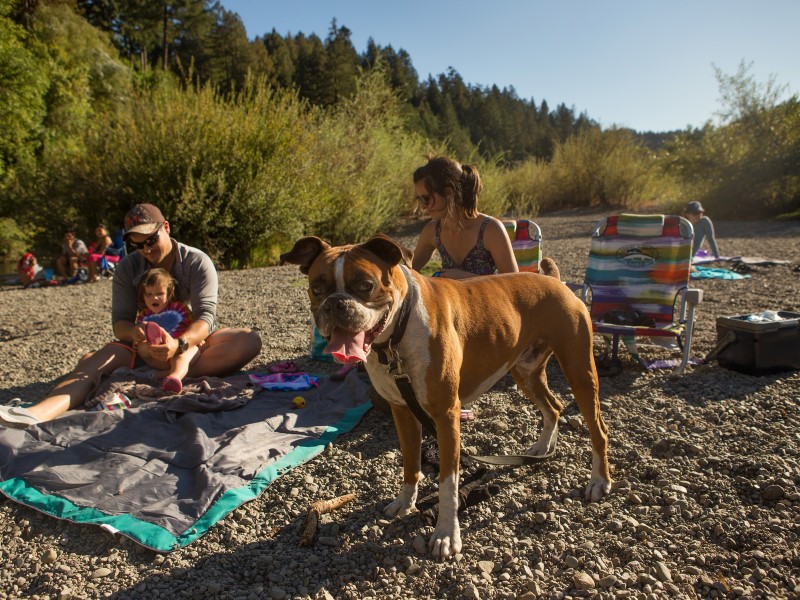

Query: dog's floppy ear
<box><xmin>280</xmin><ymin>237</ymin><xmax>330</xmax><ymax>274</ymax></box>
<box><xmin>361</xmin><ymin>233</ymin><xmax>413</xmax><ymax>268</ymax></box>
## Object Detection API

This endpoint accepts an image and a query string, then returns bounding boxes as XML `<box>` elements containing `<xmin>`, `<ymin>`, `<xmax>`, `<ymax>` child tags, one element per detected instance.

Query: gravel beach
<box><xmin>1</xmin><ymin>211</ymin><xmax>799</xmax><ymax>599</ymax></box>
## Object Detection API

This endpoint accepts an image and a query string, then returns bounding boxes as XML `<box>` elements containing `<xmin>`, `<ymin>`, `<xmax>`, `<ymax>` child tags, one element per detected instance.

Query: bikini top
<box><xmin>435</xmin><ymin>217</ymin><xmax>497</xmax><ymax>276</ymax></box>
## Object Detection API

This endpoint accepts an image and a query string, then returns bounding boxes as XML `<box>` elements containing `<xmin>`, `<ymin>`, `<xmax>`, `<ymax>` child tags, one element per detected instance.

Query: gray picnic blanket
<box><xmin>0</xmin><ymin>369</ymin><xmax>371</xmax><ymax>551</ymax></box>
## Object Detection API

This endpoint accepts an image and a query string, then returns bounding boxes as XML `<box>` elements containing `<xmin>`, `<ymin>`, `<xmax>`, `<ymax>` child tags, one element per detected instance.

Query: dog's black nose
<box><xmin>322</xmin><ymin>295</ymin><xmax>353</xmax><ymax>317</ymax></box>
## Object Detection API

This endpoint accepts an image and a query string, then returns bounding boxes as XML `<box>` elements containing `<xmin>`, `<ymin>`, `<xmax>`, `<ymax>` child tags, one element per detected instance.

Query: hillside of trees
<box><xmin>1</xmin><ymin>0</ymin><xmax>798</xmax><ymax>267</ymax></box>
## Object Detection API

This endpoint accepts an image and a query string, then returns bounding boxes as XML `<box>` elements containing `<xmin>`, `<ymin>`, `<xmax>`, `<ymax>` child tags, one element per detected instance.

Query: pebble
<box><xmin>574</xmin><ymin>571</ymin><xmax>595</xmax><ymax>590</ymax></box>
<box><xmin>41</xmin><ymin>548</ymin><xmax>57</xmax><ymax>564</ymax></box>
<box><xmin>762</xmin><ymin>484</ymin><xmax>785</xmax><ymax>501</ymax></box>
<box><xmin>270</xmin><ymin>586</ymin><xmax>286</xmax><ymax>600</ymax></box>
<box><xmin>91</xmin><ymin>567</ymin><xmax>112</xmax><ymax>579</ymax></box>
<box><xmin>412</xmin><ymin>535</ymin><xmax>427</xmax><ymax>554</ymax></box>
<box><xmin>477</xmin><ymin>560</ymin><xmax>495</xmax><ymax>575</ymax></box>
<box><xmin>654</xmin><ymin>561</ymin><xmax>672</xmax><ymax>582</ymax></box>
<box><xmin>463</xmin><ymin>583</ymin><xmax>480</xmax><ymax>598</ymax></box>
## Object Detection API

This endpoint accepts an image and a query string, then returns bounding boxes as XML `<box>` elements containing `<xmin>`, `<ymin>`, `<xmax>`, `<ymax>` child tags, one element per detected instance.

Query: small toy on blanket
<box><xmin>92</xmin><ymin>391</ymin><xmax>134</xmax><ymax>411</ymax></box>
<box><xmin>249</xmin><ymin>372</ymin><xmax>320</xmax><ymax>391</ymax></box>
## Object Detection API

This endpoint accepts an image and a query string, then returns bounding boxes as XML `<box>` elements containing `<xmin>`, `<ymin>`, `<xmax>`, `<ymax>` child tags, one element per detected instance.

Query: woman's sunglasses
<box><xmin>415</xmin><ymin>193</ymin><xmax>435</xmax><ymax>209</ymax></box>
<box><xmin>128</xmin><ymin>223</ymin><xmax>163</xmax><ymax>250</ymax></box>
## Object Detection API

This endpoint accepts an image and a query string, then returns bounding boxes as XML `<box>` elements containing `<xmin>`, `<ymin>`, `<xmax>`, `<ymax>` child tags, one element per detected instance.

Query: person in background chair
<box><xmin>683</xmin><ymin>200</ymin><xmax>721</xmax><ymax>259</ymax></box>
<box><xmin>56</xmin><ymin>228</ymin><xmax>89</xmax><ymax>279</ymax></box>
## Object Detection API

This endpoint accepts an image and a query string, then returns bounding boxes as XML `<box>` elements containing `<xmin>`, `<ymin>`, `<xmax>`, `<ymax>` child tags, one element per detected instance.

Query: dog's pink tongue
<box><xmin>324</xmin><ymin>327</ymin><xmax>368</xmax><ymax>363</ymax></box>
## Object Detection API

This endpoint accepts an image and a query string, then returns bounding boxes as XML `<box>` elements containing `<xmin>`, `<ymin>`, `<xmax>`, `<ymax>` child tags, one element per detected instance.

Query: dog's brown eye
<box><xmin>356</xmin><ymin>281</ymin><xmax>374</xmax><ymax>294</ymax></box>
<box><xmin>310</xmin><ymin>285</ymin><xmax>324</xmax><ymax>296</ymax></box>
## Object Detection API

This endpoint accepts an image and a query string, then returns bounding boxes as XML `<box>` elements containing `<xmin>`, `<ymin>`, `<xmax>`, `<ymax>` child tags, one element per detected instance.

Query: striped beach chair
<box><xmin>581</xmin><ymin>213</ymin><xmax>703</xmax><ymax>375</ymax></box>
<box><xmin>503</xmin><ymin>219</ymin><xmax>542</xmax><ymax>273</ymax></box>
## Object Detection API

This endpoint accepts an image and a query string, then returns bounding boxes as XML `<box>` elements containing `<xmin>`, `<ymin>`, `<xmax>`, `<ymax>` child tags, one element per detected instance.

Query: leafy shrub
<box><xmin>0</xmin><ymin>216</ymin><xmax>30</xmax><ymax>260</ymax></box>
<box><xmin>305</xmin><ymin>66</ymin><xmax>430</xmax><ymax>244</ymax></box>
<box><xmin>496</xmin><ymin>128</ymin><xmax>666</xmax><ymax>214</ymax></box>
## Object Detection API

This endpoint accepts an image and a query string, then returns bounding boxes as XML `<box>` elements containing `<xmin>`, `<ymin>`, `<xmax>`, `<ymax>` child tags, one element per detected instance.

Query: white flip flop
<box><xmin>0</xmin><ymin>404</ymin><xmax>40</xmax><ymax>428</ymax></box>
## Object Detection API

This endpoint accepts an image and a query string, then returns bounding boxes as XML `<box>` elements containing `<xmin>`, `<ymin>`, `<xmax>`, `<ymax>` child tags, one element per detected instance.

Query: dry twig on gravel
<box><xmin>299</xmin><ymin>493</ymin><xmax>356</xmax><ymax>546</ymax></box>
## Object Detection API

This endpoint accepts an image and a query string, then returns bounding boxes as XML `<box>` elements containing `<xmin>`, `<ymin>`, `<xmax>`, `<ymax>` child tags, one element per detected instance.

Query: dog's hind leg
<box><xmin>559</xmin><ymin>352</ymin><xmax>612</xmax><ymax>502</ymax></box>
<box><xmin>385</xmin><ymin>404</ymin><xmax>423</xmax><ymax>518</ymax></box>
<box><xmin>512</xmin><ymin>347</ymin><xmax>562</xmax><ymax>457</ymax></box>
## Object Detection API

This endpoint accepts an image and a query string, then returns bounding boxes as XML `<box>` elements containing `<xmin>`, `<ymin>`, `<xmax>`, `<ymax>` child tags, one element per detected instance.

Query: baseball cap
<box><xmin>684</xmin><ymin>200</ymin><xmax>705</xmax><ymax>214</ymax></box>
<box><xmin>123</xmin><ymin>204</ymin><xmax>165</xmax><ymax>239</ymax></box>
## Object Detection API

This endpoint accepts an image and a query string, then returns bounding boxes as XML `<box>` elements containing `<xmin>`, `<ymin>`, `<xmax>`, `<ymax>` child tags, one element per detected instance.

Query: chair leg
<box><xmin>672</xmin><ymin>304</ymin><xmax>698</xmax><ymax>376</ymax></box>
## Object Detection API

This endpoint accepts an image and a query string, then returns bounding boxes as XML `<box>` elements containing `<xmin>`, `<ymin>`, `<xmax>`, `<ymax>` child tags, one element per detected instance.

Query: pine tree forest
<box><xmin>1</xmin><ymin>0</ymin><xmax>798</xmax><ymax>268</ymax></box>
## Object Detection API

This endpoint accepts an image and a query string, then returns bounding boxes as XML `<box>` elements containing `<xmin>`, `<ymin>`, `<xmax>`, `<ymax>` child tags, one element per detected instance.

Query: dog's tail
<box><xmin>540</xmin><ymin>257</ymin><xmax>561</xmax><ymax>281</ymax></box>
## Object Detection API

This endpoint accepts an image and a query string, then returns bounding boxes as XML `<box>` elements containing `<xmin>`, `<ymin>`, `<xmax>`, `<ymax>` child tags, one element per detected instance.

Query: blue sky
<box><xmin>220</xmin><ymin>1</ymin><xmax>799</xmax><ymax>133</ymax></box>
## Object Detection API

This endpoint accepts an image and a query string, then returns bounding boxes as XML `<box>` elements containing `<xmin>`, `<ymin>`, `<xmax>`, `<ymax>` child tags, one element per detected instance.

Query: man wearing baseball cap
<box><xmin>682</xmin><ymin>200</ymin><xmax>721</xmax><ymax>259</ymax></box>
<box><xmin>0</xmin><ymin>203</ymin><xmax>262</xmax><ymax>427</ymax></box>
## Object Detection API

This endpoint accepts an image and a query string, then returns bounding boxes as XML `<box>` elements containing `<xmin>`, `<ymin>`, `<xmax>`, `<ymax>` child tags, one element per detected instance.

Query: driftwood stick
<box><xmin>299</xmin><ymin>493</ymin><xmax>356</xmax><ymax>546</ymax></box>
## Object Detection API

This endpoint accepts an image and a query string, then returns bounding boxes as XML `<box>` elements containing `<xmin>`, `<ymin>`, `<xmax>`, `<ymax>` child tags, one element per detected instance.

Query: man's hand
<box><xmin>130</xmin><ymin>324</ymin><xmax>147</xmax><ymax>346</ymax></box>
<box><xmin>148</xmin><ymin>330</ymin><xmax>178</xmax><ymax>362</ymax></box>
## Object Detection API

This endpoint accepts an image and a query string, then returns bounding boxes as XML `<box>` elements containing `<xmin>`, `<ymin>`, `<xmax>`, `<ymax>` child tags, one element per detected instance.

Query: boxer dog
<box><xmin>281</xmin><ymin>234</ymin><xmax>611</xmax><ymax>560</ymax></box>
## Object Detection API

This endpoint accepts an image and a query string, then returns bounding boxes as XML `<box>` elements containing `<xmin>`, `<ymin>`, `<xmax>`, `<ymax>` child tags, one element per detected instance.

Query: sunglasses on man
<box><xmin>128</xmin><ymin>223</ymin><xmax>164</xmax><ymax>250</ymax></box>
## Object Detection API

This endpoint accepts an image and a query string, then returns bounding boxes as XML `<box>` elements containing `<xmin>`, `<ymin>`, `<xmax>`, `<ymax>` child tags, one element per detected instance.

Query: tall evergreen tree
<box><xmin>323</xmin><ymin>19</ymin><xmax>358</xmax><ymax>105</ymax></box>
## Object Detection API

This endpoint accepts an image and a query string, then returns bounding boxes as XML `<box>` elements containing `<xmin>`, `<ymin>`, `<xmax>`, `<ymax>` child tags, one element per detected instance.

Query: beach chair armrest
<box><xmin>685</xmin><ymin>288</ymin><xmax>703</xmax><ymax>306</ymax></box>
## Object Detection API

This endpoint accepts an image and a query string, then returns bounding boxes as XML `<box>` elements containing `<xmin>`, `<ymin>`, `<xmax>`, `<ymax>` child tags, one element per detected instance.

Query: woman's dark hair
<box><xmin>137</xmin><ymin>268</ymin><xmax>176</xmax><ymax>309</ymax></box>
<box><xmin>413</xmin><ymin>155</ymin><xmax>482</xmax><ymax>218</ymax></box>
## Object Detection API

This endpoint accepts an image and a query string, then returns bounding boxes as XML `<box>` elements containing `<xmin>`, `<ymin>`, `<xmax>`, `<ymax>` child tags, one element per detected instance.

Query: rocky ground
<box><xmin>1</xmin><ymin>211</ymin><xmax>799</xmax><ymax>600</ymax></box>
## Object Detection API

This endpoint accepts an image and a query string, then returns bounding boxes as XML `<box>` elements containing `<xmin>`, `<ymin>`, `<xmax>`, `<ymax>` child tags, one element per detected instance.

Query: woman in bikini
<box><xmin>411</xmin><ymin>155</ymin><xmax>519</xmax><ymax>420</ymax></box>
<box><xmin>411</xmin><ymin>155</ymin><xmax>518</xmax><ymax>279</ymax></box>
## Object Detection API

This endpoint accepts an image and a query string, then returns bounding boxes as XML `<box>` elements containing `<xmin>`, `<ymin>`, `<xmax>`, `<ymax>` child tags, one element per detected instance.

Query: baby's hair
<box><xmin>137</xmin><ymin>268</ymin><xmax>176</xmax><ymax>309</ymax></box>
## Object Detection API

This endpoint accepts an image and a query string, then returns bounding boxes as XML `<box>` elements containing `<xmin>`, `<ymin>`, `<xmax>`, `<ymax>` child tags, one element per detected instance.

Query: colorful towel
<box><xmin>690</xmin><ymin>266</ymin><xmax>749</xmax><ymax>280</ymax></box>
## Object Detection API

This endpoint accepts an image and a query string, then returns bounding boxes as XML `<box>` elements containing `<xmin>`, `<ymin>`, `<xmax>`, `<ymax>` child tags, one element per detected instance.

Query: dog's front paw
<box><xmin>384</xmin><ymin>498</ymin><xmax>415</xmax><ymax>518</ymax></box>
<box><xmin>429</xmin><ymin>524</ymin><xmax>462</xmax><ymax>560</ymax></box>
<box><xmin>384</xmin><ymin>483</ymin><xmax>417</xmax><ymax>518</ymax></box>
<box><xmin>585</xmin><ymin>476</ymin><xmax>612</xmax><ymax>502</ymax></box>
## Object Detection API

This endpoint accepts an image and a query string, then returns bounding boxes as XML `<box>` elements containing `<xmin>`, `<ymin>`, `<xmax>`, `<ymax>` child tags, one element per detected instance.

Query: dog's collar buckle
<box><xmin>378</xmin><ymin>341</ymin><xmax>406</xmax><ymax>376</ymax></box>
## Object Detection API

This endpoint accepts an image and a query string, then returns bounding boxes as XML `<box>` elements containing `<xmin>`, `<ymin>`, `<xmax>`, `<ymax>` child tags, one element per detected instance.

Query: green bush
<box><xmin>0</xmin><ymin>216</ymin><xmax>30</xmax><ymax>260</ymax></box>
<box><xmin>663</xmin><ymin>99</ymin><xmax>800</xmax><ymax>218</ymax></box>
<box><xmin>495</xmin><ymin>128</ymin><xmax>667</xmax><ymax>215</ymax></box>
<box><xmin>305</xmin><ymin>66</ymin><xmax>430</xmax><ymax>244</ymax></box>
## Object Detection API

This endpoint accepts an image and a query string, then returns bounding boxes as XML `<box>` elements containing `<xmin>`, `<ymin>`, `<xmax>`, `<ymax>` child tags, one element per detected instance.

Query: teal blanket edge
<box><xmin>0</xmin><ymin>401</ymin><xmax>370</xmax><ymax>552</ymax></box>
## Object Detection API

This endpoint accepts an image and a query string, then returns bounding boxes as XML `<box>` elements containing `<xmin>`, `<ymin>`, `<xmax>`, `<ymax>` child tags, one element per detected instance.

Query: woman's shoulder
<box><xmin>480</xmin><ymin>215</ymin><xmax>510</xmax><ymax>235</ymax></box>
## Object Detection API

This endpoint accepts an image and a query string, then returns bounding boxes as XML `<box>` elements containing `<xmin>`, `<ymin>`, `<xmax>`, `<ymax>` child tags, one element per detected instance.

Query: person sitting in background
<box><xmin>411</xmin><ymin>155</ymin><xmax>518</xmax><ymax>279</ymax></box>
<box><xmin>87</xmin><ymin>223</ymin><xmax>123</xmax><ymax>282</ymax></box>
<box><xmin>682</xmin><ymin>200</ymin><xmax>721</xmax><ymax>259</ymax></box>
<box><xmin>56</xmin><ymin>229</ymin><xmax>89</xmax><ymax>279</ymax></box>
<box><xmin>91</xmin><ymin>224</ymin><xmax>122</xmax><ymax>257</ymax></box>
<box><xmin>16</xmin><ymin>253</ymin><xmax>43</xmax><ymax>287</ymax></box>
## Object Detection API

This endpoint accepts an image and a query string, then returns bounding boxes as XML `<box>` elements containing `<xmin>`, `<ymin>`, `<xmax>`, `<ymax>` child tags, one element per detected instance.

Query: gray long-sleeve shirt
<box><xmin>692</xmin><ymin>216</ymin><xmax>720</xmax><ymax>258</ymax></box>
<box><xmin>111</xmin><ymin>239</ymin><xmax>218</xmax><ymax>332</ymax></box>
